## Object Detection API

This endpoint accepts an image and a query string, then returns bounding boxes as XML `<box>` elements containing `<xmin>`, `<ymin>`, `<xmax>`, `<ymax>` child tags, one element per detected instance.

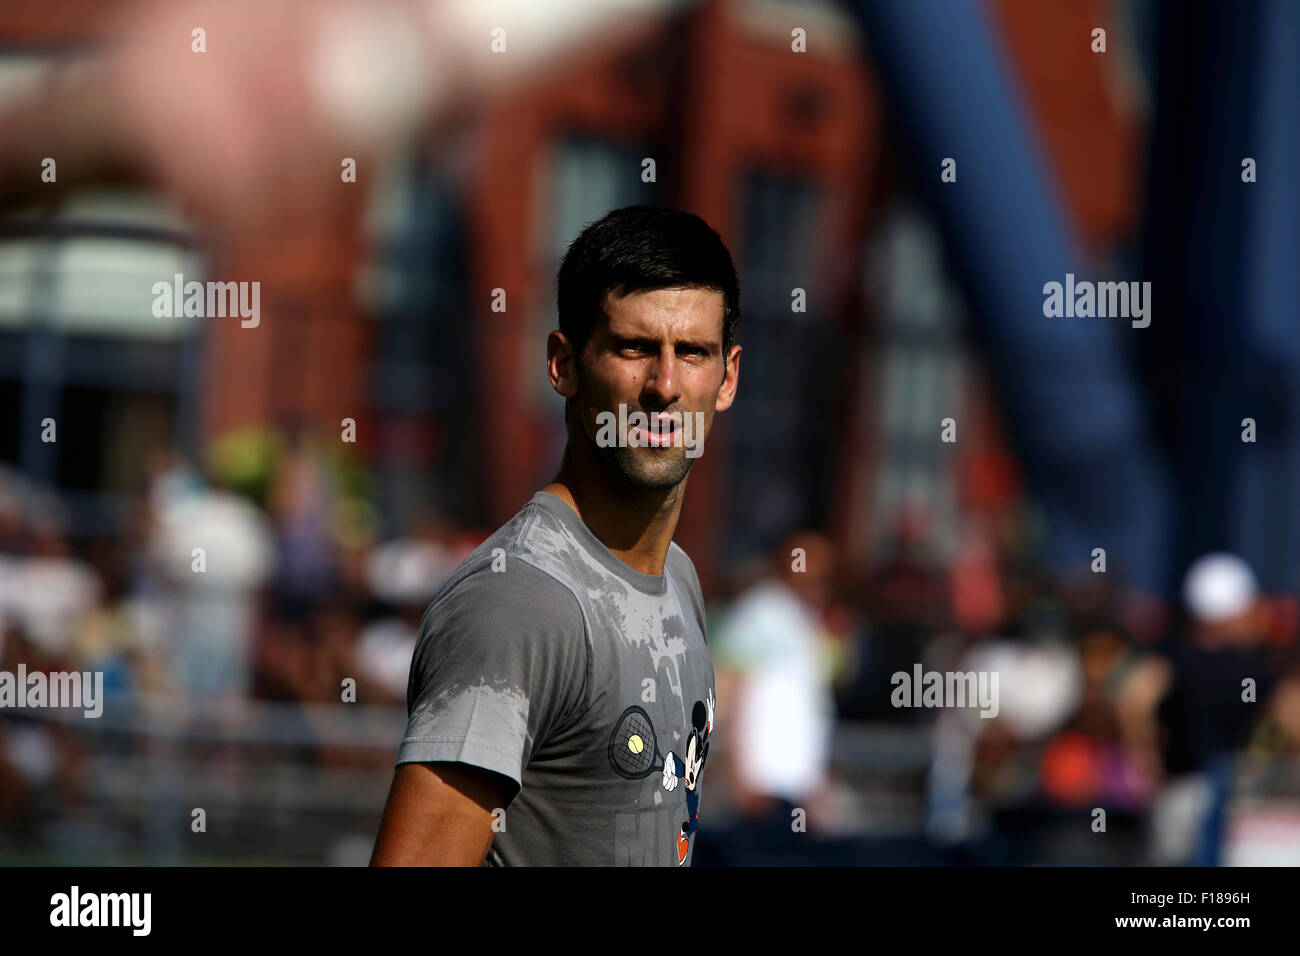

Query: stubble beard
<box><xmin>598</xmin><ymin>437</ymin><xmax>696</xmax><ymax>491</ymax></box>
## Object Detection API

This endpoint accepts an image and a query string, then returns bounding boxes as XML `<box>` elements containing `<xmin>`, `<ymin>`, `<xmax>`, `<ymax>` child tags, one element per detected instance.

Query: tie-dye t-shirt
<box><xmin>399</xmin><ymin>491</ymin><xmax>715</xmax><ymax>866</ymax></box>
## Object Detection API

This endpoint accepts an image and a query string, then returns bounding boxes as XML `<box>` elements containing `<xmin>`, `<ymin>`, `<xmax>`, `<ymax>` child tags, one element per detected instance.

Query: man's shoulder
<box><xmin>666</xmin><ymin>541</ymin><xmax>707</xmax><ymax>629</ymax></box>
<box><xmin>423</xmin><ymin>498</ymin><xmax>585</xmax><ymax>626</ymax></box>
<box><xmin>666</xmin><ymin>541</ymin><xmax>702</xmax><ymax>593</ymax></box>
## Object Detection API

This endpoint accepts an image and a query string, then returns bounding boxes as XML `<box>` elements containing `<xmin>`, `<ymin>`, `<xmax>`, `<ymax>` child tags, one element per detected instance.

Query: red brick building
<box><xmin>0</xmin><ymin>0</ymin><xmax>1139</xmax><ymax>592</ymax></box>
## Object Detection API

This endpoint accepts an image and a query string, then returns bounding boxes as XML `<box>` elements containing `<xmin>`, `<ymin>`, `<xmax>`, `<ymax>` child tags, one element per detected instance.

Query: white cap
<box><xmin>1183</xmin><ymin>553</ymin><xmax>1258</xmax><ymax>622</ymax></box>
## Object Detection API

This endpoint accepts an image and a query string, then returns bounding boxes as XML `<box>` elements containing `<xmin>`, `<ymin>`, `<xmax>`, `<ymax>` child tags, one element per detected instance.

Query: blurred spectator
<box><xmin>150</xmin><ymin>482</ymin><xmax>275</xmax><ymax>699</ymax></box>
<box><xmin>0</xmin><ymin>626</ymin><xmax>87</xmax><ymax>848</ymax></box>
<box><xmin>836</xmin><ymin>510</ymin><xmax>948</xmax><ymax>722</ymax></box>
<box><xmin>711</xmin><ymin>531</ymin><xmax>840</xmax><ymax>836</ymax></box>
<box><xmin>355</xmin><ymin>513</ymin><xmax>458</xmax><ymax>703</ymax></box>
<box><xmin>0</xmin><ymin>515</ymin><xmax>100</xmax><ymax>662</ymax></box>
<box><xmin>1150</xmin><ymin>553</ymin><xmax>1278</xmax><ymax>865</ymax></box>
<box><xmin>268</xmin><ymin>435</ymin><xmax>344</xmax><ymax>619</ymax></box>
<box><xmin>72</xmin><ymin>540</ymin><xmax>166</xmax><ymax>700</ymax></box>
<box><xmin>1038</xmin><ymin>621</ymin><xmax>1161</xmax><ymax>811</ymax></box>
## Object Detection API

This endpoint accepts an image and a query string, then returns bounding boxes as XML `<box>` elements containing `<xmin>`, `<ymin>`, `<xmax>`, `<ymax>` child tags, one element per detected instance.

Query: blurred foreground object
<box><xmin>0</xmin><ymin>0</ymin><xmax>686</xmax><ymax>236</ymax></box>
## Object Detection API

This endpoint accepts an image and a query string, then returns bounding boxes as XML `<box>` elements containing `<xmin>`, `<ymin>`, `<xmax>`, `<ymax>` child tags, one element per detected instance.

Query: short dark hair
<box><xmin>556</xmin><ymin>205</ymin><xmax>741</xmax><ymax>359</ymax></box>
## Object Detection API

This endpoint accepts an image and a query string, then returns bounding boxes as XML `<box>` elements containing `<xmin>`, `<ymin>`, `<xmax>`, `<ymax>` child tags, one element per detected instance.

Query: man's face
<box><xmin>559</xmin><ymin>286</ymin><xmax>740</xmax><ymax>490</ymax></box>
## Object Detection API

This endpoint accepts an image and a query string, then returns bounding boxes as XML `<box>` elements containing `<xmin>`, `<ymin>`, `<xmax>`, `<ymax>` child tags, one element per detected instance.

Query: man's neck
<box><xmin>542</xmin><ymin>447</ymin><xmax>685</xmax><ymax>576</ymax></box>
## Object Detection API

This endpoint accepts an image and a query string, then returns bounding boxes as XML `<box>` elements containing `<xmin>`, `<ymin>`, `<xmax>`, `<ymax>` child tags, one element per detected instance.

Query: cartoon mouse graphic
<box><xmin>661</xmin><ymin>688</ymin><xmax>714</xmax><ymax>865</ymax></box>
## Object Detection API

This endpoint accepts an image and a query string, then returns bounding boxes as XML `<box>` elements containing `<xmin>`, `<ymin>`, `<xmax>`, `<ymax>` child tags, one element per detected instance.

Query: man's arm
<box><xmin>377</xmin><ymin>558</ymin><xmax>588</xmax><ymax>865</ymax></box>
<box><xmin>370</xmin><ymin>761</ymin><xmax>510</xmax><ymax>866</ymax></box>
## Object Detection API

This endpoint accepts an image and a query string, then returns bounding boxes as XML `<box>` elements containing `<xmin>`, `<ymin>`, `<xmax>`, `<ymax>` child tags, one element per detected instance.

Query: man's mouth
<box><xmin>632</xmin><ymin>413</ymin><xmax>681</xmax><ymax>447</ymax></box>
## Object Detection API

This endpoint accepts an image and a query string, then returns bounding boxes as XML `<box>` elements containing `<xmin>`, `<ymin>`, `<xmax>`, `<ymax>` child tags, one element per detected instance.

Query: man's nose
<box><xmin>643</xmin><ymin>348</ymin><xmax>680</xmax><ymax>403</ymax></box>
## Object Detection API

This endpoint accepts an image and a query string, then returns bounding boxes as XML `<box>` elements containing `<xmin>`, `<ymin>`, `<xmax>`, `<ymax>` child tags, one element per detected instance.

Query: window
<box><xmin>0</xmin><ymin>54</ymin><xmax>204</xmax><ymax>538</ymax></box>
<box><xmin>364</xmin><ymin>152</ymin><xmax>478</xmax><ymax>530</ymax></box>
<box><xmin>722</xmin><ymin>170</ymin><xmax>834</xmax><ymax>565</ymax></box>
<box><xmin>865</xmin><ymin>203</ymin><xmax>967</xmax><ymax>559</ymax></box>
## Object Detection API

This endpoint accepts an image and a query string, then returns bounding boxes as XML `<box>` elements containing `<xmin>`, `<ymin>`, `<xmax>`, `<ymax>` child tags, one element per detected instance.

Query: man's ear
<box><xmin>714</xmin><ymin>344</ymin><xmax>742</xmax><ymax>413</ymax></box>
<box><xmin>547</xmin><ymin>331</ymin><xmax>579</xmax><ymax>399</ymax></box>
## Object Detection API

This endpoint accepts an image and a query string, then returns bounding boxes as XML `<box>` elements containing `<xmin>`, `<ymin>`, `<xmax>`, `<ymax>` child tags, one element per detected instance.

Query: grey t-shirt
<box><xmin>398</xmin><ymin>491</ymin><xmax>716</xmax><ymax>866</ymax></box>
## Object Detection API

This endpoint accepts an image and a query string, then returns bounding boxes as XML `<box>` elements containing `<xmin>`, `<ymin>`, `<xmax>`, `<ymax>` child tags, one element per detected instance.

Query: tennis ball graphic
<box><xmin>628</xmin><ymin>734</ymin><xmax>644</xmax><ymax>754</ymax></box>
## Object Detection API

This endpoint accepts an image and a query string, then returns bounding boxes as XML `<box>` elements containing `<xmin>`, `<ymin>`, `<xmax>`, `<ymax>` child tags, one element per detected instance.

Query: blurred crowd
<box><xmin>3</xmin><ymin>432</ymin><xmax>1300</xmax><ymax>865</ymax></box>
<box><xmin>703</xmin><ymin>523</ymin><xmax>1300</xmax><ymax>865</ymax></box>
<box><xmin>0</xmin><ymin>443</ymin><xmax>473</xmax><ymax>708</ymax></box>
<box><xmin>0</xmin><ymin>431</ymin><xmax>486</xmax><ymax>849</ymax></box>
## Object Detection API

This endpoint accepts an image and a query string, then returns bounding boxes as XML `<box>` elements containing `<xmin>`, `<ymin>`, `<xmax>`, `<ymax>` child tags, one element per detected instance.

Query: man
<box><xmin>1151</xmin><ymin>553</ymin><xmax>1277</xmax><ymax>865</ymax></box>
<box><xmin>371</xmin><ymin>205</ymin><xmax>741</xmax><ymax>865</ymax></box>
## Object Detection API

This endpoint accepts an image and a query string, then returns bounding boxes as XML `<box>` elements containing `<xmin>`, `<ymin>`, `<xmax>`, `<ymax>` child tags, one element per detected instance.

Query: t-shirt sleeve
<box><xmin>397</xmin><ymin>558</ymin><xmax>588</xmax><ymax>805</ymax></box>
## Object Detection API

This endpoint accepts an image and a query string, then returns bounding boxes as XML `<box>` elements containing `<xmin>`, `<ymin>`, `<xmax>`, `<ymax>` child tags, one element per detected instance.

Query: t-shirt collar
<box><xmin>531</xmin><ymin>491</ymin><xmax>669</xmax><ymax>596</ymax></box>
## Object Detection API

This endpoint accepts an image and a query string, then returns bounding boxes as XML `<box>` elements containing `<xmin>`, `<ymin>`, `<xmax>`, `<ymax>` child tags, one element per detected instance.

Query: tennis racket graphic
<box><xmin>608</xmin><ymin>705</ymin><xmax>668</xmax><ymax>779</ymax></box>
